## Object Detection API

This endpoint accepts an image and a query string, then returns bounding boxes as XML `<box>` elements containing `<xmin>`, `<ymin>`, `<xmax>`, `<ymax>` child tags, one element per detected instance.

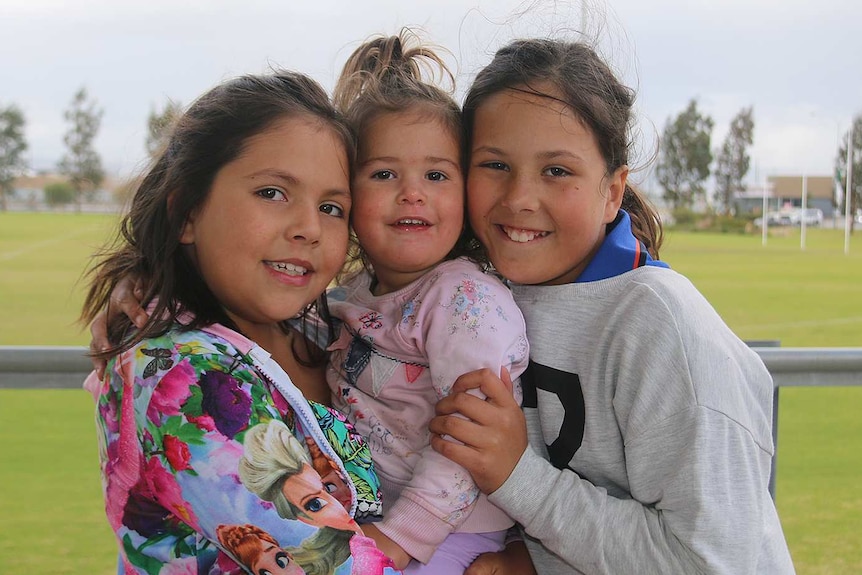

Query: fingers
<box><xmin>500</xmin><ymin>366</ymin><xmax>513</xmax><ymax>393</ymax></box>
<box><xmin>429</xmin><ymin>433</ymin><xmax>483</xmax><ymax>475</ymax></box>
<box><xmin>429</xmin><ymin>403</ymin><xmax>486</xmax><ymax>443</ymax></box>
<box><xmin>464</xmin><ymin>552</ymin><xmax>501</xmax><ymax>575</ymax></box>
<box><xmin>432</xmin><ymin>369</ymin><xmax>529</xmax><ymax>494</ymax></box>
<box><xmin>468</xmin><ymin>542</ymin><xmax>537</xmax><ymax>575</ymax></box>
<box><xmin>133</xmin><ymin>277</ymin><xmax>144</xmax><ymax>299</ymax></box>
<box><xmin>111</xmin><ymin>276</ymin><xmax>149</xmax><ymax>329</ymax></box>
<box><xmin>90</xmin><ymin>309</ymin><xmax>110</xmax><ymax>350</ymax></box>
<box><xmin>429</xmin><ymin>424</ymin><xmax>524</xmax><ymax>494</ymax></box>
<box><xmin>448</xmin><ymin>368</ymin><xmax>520</xmax><ymax>412</ymax></box>
<box><xmin>89</xmin><ymin>309</ymin><xmax>111</xmax><ymax>379</ymax></box>
<box><xmin>90</xmin><ymin>350</ymin><xmax>108</xmax><ymax>381</ymax></box>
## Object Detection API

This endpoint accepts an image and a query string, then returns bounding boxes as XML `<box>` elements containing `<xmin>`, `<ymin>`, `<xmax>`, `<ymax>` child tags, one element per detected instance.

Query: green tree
<box><xmin>835</xmin><ymin>113</ymin><xmax>862</xmax><ymax>233</ymax></box>
<box><xmin>145</xmin><ymin>100</ymin><xmax>182</xmax><ymax>159</ymax></box>
<box><xmin>656</xmin><ymin>99</ymin><xmax>715</xmax><ymax>211</ymax></box>
<box><xmin>44</xmin><ymin>181</ymin><xmax>76</xmax><ymax>206</ymax></box>
<box><xmin>58</xmin><ymin>87</ymin><xmax>104</xmax><ymax>211</ymax></box>
<box><xmin>0</xmin><ymin>104</ymin><xmax>28</xmax><ymax>211</ymax></box>
<box><xmin>714</xmin><ymin>107</ymin><xmax>754</xmax><ymax>216</ymax></box>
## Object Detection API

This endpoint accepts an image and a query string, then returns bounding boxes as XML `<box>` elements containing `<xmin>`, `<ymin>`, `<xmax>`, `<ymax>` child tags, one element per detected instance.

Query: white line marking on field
<box><xmin>0</xmin><ymin>226</ymin><xmax>101</xmax><ymax>261</ymax></box>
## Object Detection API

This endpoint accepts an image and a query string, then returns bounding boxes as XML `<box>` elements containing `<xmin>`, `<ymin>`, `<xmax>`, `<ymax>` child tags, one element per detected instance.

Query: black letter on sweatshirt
<box><xmin>521</xmin><ymin>361</ymin><xmax>585</xmax><ymax>470</ymax></box>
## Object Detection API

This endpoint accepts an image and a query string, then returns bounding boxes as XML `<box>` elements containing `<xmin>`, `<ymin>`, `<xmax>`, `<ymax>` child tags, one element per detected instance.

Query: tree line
<box><xmin>0</xmin><ymin>88</ymin><xmax>180</xmax><ymax>211</ymax></box>
<box><xmin>0</xmin><ymin>89</ymin><xmax>860</xmax><ymax>220</ymax></box>
<box><xmin>656</xmin><ymin>99</ymin><xmax>862</xmax><ymax>221</ymax></box>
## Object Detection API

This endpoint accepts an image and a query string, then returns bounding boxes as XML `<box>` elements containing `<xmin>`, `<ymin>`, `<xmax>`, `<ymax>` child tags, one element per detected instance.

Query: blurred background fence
<box><xmin>3</xmin><ymin>344</ymin><xmax>861</xmax><ymax>501</ymax></box>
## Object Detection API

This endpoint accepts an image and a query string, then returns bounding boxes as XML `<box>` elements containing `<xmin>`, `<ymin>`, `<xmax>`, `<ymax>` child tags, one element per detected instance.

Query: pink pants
<box><xmin>402</xmin><ymin>530</ymin><xmax>508</xmax><ymax>575</ymax></box>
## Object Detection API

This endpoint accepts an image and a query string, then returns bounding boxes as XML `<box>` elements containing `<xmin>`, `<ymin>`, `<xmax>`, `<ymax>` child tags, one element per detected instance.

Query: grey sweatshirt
<box><xmin>488</xmin><ymin>266</ymin><xmax>795</xmax><ymax>574</ymax></box>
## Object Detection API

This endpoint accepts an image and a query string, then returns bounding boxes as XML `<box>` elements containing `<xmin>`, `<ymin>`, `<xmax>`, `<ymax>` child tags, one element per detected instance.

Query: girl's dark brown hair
<box><xmin>333</xmin><ymin>28</ymin><xmax>486</xmax><ymax>275</ymax></box>
<box><xmin>462</xmin><ymin>39</ymin><xmax>663</xmax><ymax>257</ymax></box>
<box><xmin>81</xmin><ymin>71</ymin><xmax>355</xmax><ymax>364</ymax></box>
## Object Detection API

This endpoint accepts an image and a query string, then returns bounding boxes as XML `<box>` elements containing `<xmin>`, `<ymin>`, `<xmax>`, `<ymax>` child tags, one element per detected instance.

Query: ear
<box><xmin>166</xmin><ymin>190</ymin><xmax>197</xmax><ymax>245</ymax></box>
<box><xmin>178</xmin><ymin>198</ymin><xmax>197</xmax><ymax>244</ymax></box>
<box><xmin>604</xmin><ymin>165</ymin><xmax>628</xmax><ymax>223</ymax></box>
<box><xmin>179</xmin><ymin>213</ymin><xmax>196</xmax><ymax>245</ymax></box>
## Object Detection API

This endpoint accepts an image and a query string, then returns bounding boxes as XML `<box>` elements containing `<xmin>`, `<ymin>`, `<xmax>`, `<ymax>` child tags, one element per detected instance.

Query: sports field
<box><xmin>1</xmin><ymin>211</ymin><xmax>860</xmax><ymax>574</ymax></box>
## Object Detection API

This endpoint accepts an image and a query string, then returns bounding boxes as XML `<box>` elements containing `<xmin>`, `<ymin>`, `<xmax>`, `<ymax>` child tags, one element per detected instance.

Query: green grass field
<box><xmin>0</xmin><ymin>212</ymin><xmax>119</xmax><ymax>345</ymax></box>
<box><xmin>1</xmin><ymin>212</ymin><xmax>861</xmax><ymax>574</ymax></box>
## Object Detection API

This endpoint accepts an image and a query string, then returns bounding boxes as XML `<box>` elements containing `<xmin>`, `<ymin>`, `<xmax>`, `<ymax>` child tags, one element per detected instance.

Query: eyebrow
<box><xmin>471</xmin><ymin>146</ymin><xmax>505</xmax><ymax>157</ymax></box>
<box><xmin>472</xmin><ymin>146</ymin><xmax>585</xmax><ymax>164</ymax></box>
<box><xmin>360</xmin><ymin>156</ymin><xmax>460</xmax><ymax>170</ymax></box>
<box><xmin>537</xmin><ymin>150</ymin><xmax>586</xmax><ymax>163</ymax></box>
<box><xmin>249</xmin><ymin>169</ymin><xmax>299</xmax><ymax>186</ymax></box>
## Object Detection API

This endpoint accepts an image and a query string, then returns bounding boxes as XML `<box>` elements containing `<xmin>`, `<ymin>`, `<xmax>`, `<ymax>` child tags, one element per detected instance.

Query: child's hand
<box><xmin>465</xmin><ymin>541</ymin><xmax>537</xmax><ymax>575</ymax></box>
<box><xmin>89</xmin><ymin>275</ymin><xmax>149</xmax><ymax>378</ymax></box>
<box><xmin>429</xmin><ymin>367</ymin><xmax>527</xmax><ymax>494</ymax></box>
<box><xmin>360</xmin><ymin>523</ymin><xmax>412</xmax><ymax>570</ymax></box>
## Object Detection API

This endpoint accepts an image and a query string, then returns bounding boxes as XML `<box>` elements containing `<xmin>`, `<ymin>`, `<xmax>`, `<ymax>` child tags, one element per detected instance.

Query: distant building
<box><xmin>9</xmin><ymin>173</ymin><xmax>118</xmax><ymax>210</ymax></box>
<box><xmin>734</xmin><ymin>175</ymin><xmax>835</xmax><ymax>215</ymax></box>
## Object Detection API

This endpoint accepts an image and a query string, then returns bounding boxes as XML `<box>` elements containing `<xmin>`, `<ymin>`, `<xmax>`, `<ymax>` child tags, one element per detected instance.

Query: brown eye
<box><xmin>256</xmin><ymin>187</ymin><xmax>286</xmax><ymax>200</ymax></box>
<box><xmin>320</xmin><ymin>203</ymin><xmax>345</xmax><ymax>218</ymax></box>
<box><xmin>543</xmin><ymin>166</ymin><xmax>571</xmax><ymax>177</ymax></box>
<box><xmin>371</xmin><ymin>170</ymin><xmax>395</xmax><ymax>180</ymax></box>
<box><xmin>480</xmin><ymin>161</ymin><xmax>508</xmax><ymax>171</ymax></box>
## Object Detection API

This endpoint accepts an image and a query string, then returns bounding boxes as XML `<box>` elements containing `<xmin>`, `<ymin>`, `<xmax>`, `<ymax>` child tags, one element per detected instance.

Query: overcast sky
<box><xmin>2</xmin><ymin>0</ymin><xmax>860</xmax><ymax>192</ymax></box>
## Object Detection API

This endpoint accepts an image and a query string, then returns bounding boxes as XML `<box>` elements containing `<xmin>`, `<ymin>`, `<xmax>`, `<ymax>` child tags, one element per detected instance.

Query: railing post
<box><xmin>746</xmin><ymin>340</ymin><xmax>781</xmax><ymax>501</ymax></box>
<box><xmin>770</xmin><ymin>386</ymin><xmax>779</xmax><ymax>500</ymax></box>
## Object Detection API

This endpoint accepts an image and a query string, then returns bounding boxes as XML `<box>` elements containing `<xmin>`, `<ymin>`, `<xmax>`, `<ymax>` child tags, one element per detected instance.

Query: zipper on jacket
<box><xmin>248</xmin><ymin>344</ymin><xmax>359</xmax><ymax>517</ymax></box>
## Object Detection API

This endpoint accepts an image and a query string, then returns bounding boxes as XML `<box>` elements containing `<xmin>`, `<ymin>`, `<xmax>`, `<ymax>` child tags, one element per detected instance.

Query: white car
<box><xmin>799</xmin><ymin>208</ymin><xmax>823</xmax><ymax>227</ymax></box>
<box><xmin>755</xmin><ymin>208</ymin><xmax>823</xmax><ymax>227</ymax></box>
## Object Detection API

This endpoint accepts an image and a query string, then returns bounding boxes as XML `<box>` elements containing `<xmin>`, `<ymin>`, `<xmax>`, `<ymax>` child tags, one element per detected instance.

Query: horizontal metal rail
<box><xmin>754</xmin><ymin>347</ymin><xmax>862</xmax><ymax>387</ymax></box>
<box><xmin>0</xmin><ymin>346</ymin><xmax>94</xmax><ymax>389</ymax></box>
<box><xmin>2</xmin><ymin>345</ymin><xmax>861</xmax><ymax>501</ymax></box>
<box><xmin>3</xmin><ymin>345</ymin><xmax>860</xmax><ymax>389</ymax></box>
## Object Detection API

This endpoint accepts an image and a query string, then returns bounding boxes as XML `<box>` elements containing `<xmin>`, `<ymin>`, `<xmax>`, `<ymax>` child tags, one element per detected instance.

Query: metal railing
<box><xmin>2</xmin><ymin>345</ymin><xmax>862</xmax><ymax>499</ymax></box>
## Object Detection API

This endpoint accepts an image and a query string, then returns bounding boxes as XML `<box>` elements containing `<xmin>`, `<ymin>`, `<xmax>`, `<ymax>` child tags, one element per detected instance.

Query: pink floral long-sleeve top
<box><xmin>87</xmin><ymin>322</ymin><xmax>400</xmax><ymax>575</ymax></box>
<box><xmin>326</xmin><ymin>258</ymin><xmax>530</xmax><ymax>563</ymax></box>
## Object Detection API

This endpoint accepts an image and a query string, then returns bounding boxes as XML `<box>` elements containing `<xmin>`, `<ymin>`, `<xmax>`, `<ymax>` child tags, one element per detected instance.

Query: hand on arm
<box><xmin>429</xmin><ymin>367</ymin><xmax>528</xmax><ymax>494</ymax></box>
<box><xmin>465</xmin><ymin>539</ymin><xmax>537</xmax><ymax>575</ymax></box>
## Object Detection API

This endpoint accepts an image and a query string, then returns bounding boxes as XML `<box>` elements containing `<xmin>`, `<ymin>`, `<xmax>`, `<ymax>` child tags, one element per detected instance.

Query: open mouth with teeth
<box><xmin>501</xmin><ymin>225</ymin><xmax>549</xmax><ymax>243</ymax></box>
<box><xmin>265</xmin><ymin>261</ymin><xmax>308</xmax><ymax>276</ymax></box>
<box><xmin>394</xmin><ymin>218</ymin><xmax>431</xmax><ymax>227</ymax></box>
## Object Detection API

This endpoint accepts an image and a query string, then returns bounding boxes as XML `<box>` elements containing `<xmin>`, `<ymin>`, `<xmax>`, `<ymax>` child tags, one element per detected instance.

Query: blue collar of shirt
<box><xmin>575</xmin><ymin>210</ymin><xmax>669</xmax><ymax>283</ymax></box>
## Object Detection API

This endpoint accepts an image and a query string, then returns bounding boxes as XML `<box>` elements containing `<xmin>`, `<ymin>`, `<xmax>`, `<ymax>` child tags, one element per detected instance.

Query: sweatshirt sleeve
<box><xmin>376</xmin><ymin>267</ymin><xmax>529</xmax><ymax>563</ymax></box>
<box><xmin>489</xmin><ymin>282</ymin><xmax>786</xmax><ymax>574</ymax></box>
<box><xmin>96</xmin><ymin>333</ymin><xmax>398</xmax><ymax>574</ymax></box>
<box><xmin>492</xmin><ymin>408</ymin><xmax>773</xmax><ymax>574</ymax></box>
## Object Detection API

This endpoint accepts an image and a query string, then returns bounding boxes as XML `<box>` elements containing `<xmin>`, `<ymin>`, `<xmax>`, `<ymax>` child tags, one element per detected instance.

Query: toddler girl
<box><xmin>327</xmin><ymin>30</ymin><xmax>530</xmax><ymax>574</ymax></box>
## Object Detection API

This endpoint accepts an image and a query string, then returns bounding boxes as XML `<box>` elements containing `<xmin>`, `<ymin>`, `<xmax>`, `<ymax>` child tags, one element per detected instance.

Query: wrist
<box><xmin>362</xmin><ymin>524</ymin><xmax>412</xmax><ymax>569</ymax></box>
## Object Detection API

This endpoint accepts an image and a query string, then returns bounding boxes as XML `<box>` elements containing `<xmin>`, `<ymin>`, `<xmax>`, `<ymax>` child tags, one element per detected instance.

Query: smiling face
<box><xmin>281</xmin><ymin>463</ymin><xmax>359</xmax><ymax>533</ymax></box>
<box><xmin>467</xmin><ymin>86</ymin><xmax>626</xmax><ymax>286</ymax></box>
<box><xmin>179</xmin><ymin>116</ymin><xmax>351</xmax><ymax>338</ymax></box>
<box><xmin>351</xmin><ymin>109</ymin><xmax>464</xmax><ymax>294</ymax></box>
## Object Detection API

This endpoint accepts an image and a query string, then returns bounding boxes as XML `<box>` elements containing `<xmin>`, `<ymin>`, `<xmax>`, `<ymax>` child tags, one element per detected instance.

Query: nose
<box><xmin>397</xmin><ymin>178</ymin><xmax>426</xmax><ymax>205</ymax></box>
<box><xmin>287</xmin><ymin>201</ymin><xmax>322</xmax><ymax>244</ymax></box>
<box><xmin>500</xmin><ymin>173</ymin><xmax>538</xmax><ymax>212</ymax></box>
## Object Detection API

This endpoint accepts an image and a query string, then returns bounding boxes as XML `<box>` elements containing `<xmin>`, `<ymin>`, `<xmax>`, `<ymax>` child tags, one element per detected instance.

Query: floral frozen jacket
<box><xmin>87</xmin><ymin>322</ymin><xmax>399</xmax><ymax>575</ymax></box>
